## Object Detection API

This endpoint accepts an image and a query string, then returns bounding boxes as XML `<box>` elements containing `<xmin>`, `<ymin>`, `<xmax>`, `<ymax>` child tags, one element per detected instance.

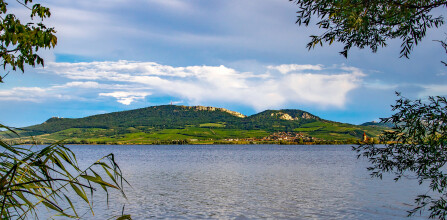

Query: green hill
<box><xmin>6</xmin><ymin>105</ymin><xmax>384</xmax><ymax>145</ymax></box>
<box><xmin>23</xmin><ymin>105</ymin><xmax>244</xmax><ymax>135</ymax></box>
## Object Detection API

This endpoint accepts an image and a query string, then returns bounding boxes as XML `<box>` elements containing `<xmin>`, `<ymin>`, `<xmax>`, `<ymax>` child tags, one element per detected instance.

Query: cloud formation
<box><xmin>419</xmin><ymin>84</ymin><xmax>447</xmax><ymax>98</ymax></box>
<box><xmin>30</xmin><ymin>61</ymin><xmax>365</xmax><ymax>110</ymax></box>
<box><xmin>267</xmin><ymin>64</ymin><xmax>324</xmax><ymax>74</ymax></box>
<box><xmin>99</xmin><ymin>91</ymin><xmax>152</xmax><ymax>105</ymax></box>
<box><xmin>0</xmin><ymin>87</ymin><xmax>72</xmax><ymax>102</ymax></box>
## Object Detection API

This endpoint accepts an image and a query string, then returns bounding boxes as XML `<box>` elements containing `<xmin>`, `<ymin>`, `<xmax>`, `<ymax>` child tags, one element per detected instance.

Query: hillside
<box><xmin>24</xmin><ymin>105</ymin><xmax>245</xmax><ymax>135</ymax></box>
<box><xmin>7</xmin><ymin>105</ymin><xmax>384</xmax><ymax>145</ymax></box>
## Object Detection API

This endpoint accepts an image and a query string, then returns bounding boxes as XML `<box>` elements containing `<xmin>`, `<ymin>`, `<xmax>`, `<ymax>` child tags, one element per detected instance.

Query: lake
<box><xmin>40</xmin><ymin>145</ymin><xmax>428</xmax><ymax>219</ymax></box>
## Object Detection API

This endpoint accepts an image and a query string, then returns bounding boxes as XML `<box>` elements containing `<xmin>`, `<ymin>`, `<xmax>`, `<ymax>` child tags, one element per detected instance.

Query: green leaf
<box><xmin>41</xmin><ymin>201</ymin><xmax>62</xmax><ymax>212</ymax></box>
<box><xmin>80</xmin><ymin>175</ymin><xmax>118</xmax><ymax>189</ymax></box>
<box><xmin>70</xmin><ymin>183</ymin><xmax>89</xmax><ymax>204</ymax></box>
<box><xmin>64</xmin><ymin>194</ymin><xmax>79</xmax><ymax>218</ymax></box>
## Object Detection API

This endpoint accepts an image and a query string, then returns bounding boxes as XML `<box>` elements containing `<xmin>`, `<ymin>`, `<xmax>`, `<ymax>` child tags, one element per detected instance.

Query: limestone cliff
<box><xmin>182</xmin><ymin>106</ymin><xmax>246</xmax><ymax>118</ymax></box>
<box><xmin>270</xmin><ymin>111</ymin><xmax>318</xmax><ymax>121</ymax></box>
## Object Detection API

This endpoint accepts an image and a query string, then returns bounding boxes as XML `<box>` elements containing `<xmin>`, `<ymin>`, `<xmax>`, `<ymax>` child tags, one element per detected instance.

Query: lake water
<box><xmin>40</xmin><ymin>145</ymin><xmax>428</xmax><ymax>219</ymax></box>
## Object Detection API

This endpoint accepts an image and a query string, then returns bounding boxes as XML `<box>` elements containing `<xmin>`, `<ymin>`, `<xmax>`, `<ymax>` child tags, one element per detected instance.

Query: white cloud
<box><xmin>55</xmin><ymin>81</ymin><xmax>101</xmax><ymax>89</ymax></box>
<box><xmin>99</xmin><ymin>91</ymin><xmax>151</xmax><ymax>105</ymax></box>
<box><xmin>284</xmin><ymin>73</ymin><xmax>361</xmax><ymax>107</ymax></box>
<box><xmin>267</xmin><ymin>64</ymin><xmax>324</xmax><ymax>74</ymax></box>
<box><xmin>419</xmin><ymin>84</ymin><xmax>447</xmax><ymax>97</ymax></box>
<box><xmin>0</xmin><ymin>81</ymin><xmax>132</xmax><ymax>103</ymax></box>
<box><xmin>0</xmin><ymin>87</ymin><xmax>71</xmax><ymax>102</ymax></box>
<box><xmin>40</xmin><ymin>61</ymin><xmax>365</xmax><ymax>110</ymax></box>
<box><xmin>339</xmin><ymin>66</ymin><xmax>366</xmax><ymax>77</ymax></box>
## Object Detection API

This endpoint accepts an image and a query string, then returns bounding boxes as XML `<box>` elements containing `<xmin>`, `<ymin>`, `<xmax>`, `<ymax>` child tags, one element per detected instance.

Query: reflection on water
<box><xmin>42</xmin><ymin>145</ymin><xmax>427</xmax><ymax>219</ymax></box>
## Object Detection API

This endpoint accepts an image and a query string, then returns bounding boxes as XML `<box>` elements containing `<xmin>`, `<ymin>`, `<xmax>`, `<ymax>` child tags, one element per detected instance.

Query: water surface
<box><xmin>43</xmin><ymin>145</ymin><xmax>427</xmax><ymax>219</ymax></box>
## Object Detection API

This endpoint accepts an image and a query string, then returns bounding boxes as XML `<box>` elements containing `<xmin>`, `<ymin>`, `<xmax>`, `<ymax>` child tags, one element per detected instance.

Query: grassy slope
<box><xmin>294</xmin><ymin>121</ymin><xmax>383</xmax><ymax>141</ymax></box>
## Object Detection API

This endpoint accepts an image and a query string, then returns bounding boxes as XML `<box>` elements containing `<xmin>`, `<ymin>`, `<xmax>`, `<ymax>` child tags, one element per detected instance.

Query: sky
<box><xmin>1</xmin><ymin>0</ymin><xmax>447</xmax><ymax>127</ymax></box>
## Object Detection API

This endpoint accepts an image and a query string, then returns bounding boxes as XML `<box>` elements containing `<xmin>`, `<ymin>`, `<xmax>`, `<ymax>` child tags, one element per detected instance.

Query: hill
<box><xmin>6</xmin><ymin>105</ymin><xmax>384</xmax><ymax>145</ymax></box>
<box><xmin>23</xmin><ymin>105</ymin><xmax>245</xmax><ymax>135</ymax></box>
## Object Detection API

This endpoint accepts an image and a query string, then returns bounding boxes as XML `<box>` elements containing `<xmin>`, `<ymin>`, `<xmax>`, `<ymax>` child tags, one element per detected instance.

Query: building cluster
<box><xmin>262</xmin><ymin>132</ymin><xmax>316</xmax><ymax>142</ymax></box>
<box><xmin>222</xmin><ymin>132</ymin><xmax>318</xmax><ymax>143</ymax></box>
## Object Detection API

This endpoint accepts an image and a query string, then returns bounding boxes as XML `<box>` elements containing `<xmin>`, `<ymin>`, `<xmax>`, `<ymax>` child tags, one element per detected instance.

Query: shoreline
<box><xmin>14</xmin><ymin>141</ymin><xmax>367</xmax><ymax>146</ymax></box>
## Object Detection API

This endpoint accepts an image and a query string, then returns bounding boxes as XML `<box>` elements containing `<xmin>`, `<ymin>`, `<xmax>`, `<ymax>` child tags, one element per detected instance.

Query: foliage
<box><xmin>354</xmin><ymin>94</ymin><xmax>447</xmax><ymax>218</ymax></box>
<box><xmin>437</xmin><ymin>37</ymin><xmax>447</xmax><ymax>66</ymax></box>
<box><xmin>0</xmin><ymin>124</ymin><xmax>130</xmax><ymax>219</ymax></box>
<box><xmin>290</xmin><ymin>0</ymin><xmax>447</xmax><ymax>58</ymax></box>
<box><xmin>291</xmin><ymin>0</ymin><xmax>447</xmax><ymax>217</ymax></box>
<box><xmin>0</xmin><ymin>0</ymin><xmax>57</xmax><ymax>82</ymax></box>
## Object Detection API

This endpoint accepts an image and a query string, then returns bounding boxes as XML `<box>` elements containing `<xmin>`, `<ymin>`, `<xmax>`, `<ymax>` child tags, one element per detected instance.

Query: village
<box><xmin>219</xmin><ymin>131</ymin><xmax>379</xmax><ymax>145</ymax></box>
<box><xmin>221</xmin><ymin>132</ymin><xmax>351</xmax><ymax>145</ymax></box>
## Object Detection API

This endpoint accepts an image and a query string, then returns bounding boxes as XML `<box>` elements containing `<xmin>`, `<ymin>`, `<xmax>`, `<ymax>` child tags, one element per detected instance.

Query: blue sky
<box><xmin>1</xmin><ymin>0</ymin><xmax>447</xmax><ymax>127</ymax></box>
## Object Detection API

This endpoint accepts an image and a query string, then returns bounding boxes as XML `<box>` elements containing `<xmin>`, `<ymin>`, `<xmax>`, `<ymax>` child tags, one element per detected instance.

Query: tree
<box><xmin>0</xmin><ymin>1</ymin><xmax>130</xmax><ymax>219</ymax></box>
<box><xmin>290</xmin><ymin>0</ymin><xmax>447</xmax><ymax>218</ymax></box>
<box><xmin>354</xmin><ymin>94</ymin><xmax>447</xmax><ymax>219</ymax></box>
<box><xmin>0</xmin><ymin>0</ymin><xmax>56</xmax><ymax>82</ymax></box>
<box><xmin>291</xmin><ymin>0</ymin><xmax>446</xmax><ymax>58</ymax></box>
